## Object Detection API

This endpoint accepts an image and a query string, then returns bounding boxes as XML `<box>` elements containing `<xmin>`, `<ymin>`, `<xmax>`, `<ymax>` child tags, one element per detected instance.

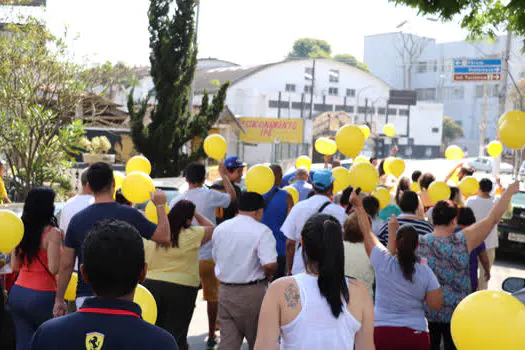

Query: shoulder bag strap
<box><xmin>264</xmin><ymin>187</ymin><xmax>280</xmax><ymax>210</ymax></box>
<box><xmin>35</xmin><ymin>254</ymin><xmax>57</xmax><ymax>288</ymax></box>
<box><xmin>318</xmin><ymin>201</ymin><xmax>332</xmax><ymax>213</ymax></box>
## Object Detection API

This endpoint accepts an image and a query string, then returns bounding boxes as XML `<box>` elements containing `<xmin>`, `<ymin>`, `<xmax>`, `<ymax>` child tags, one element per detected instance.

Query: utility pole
<box><xmin>480</xmin><ymin>81</ymin><xmax>488</xmax><ymax>157</ymax></box>
<box><xmin>309</xmin><ymin>59</ymin><xmax>316</xmax><ymax>120</ymax></box>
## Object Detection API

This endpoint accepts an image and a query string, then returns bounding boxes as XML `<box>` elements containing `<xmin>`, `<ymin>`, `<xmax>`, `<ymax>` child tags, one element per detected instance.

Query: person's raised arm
<box><xmin>53</xmin><ymin>247</ymin><xmax>75</xmax><ymax>317</ymax></box>
<box><xmin>254</xmin><ymin>282</ymin><xmax>283</xmax><ymax>350</ymax></box>
<box><xmin>444</xmin><ymin>163</ymin><xmax>463</xmax><ymax>183</ymax></box>
<box><xmin>195</xmin><ymin>211</ymin><xmax>215</xmax><ymax>245</ymax></box>
<box><xmin>463</xmin><ymin>181</ymin><xmax>519</xmax><ymax>253</ymax></box>
<box><xmin>219</xmin><ymin>162</ymin><xmax>237</xmax><ymax>204</ymax></box>
<box><xmin>350</xmin><ymin>191</ymin><xmax>382</xmax><ymax>257</ymax></box>
<box><xmin>390</xmin><ymin>145</ymin><xmax>399</xmax><ymax>157</ymax></box>
<box><xmin>149</xmin><ymin>190</ymin><xmax>170</xmax><ymax>245</ymax></box>
<box><xmin>386</xmin><ymin>215</ymin><xmax>399</xmax><ymax>255</ymax></box>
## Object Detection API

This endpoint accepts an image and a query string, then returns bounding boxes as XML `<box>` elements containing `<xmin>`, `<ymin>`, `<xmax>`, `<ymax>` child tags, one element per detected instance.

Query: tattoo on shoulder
<box><xmin>284</xmin><ymin>284</ymin><xmax>300</xmax><ymax>308</ymax></box>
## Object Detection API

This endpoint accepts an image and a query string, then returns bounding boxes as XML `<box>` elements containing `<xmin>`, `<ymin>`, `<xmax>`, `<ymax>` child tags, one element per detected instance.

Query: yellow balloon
<box><xmin>411</xmin><ymin>182</ymin><xmax>421</xmax><ymax>193</ymax></box>
<box><xmin>122</xmin><ymin>171</ymin><xmax>155</xmax><ymax>204</ymax></box>
<box><xmin>428</xmin><ymin>181</ymin><xmax>451</xmax><ymax>204</ymax></box>
<box><xmin>354</xmin><ymin>156</ymin><xmax>369</xmax><ymax>164</ymax></box>
<box><xmin>315</xmin><ymin>137</ymin><xmax>337</xmax><ymax>156</ymax></box>
<box><xmin>372</xmin><ymin>187</ymin><xmax>390</xmax><ymax>209</ymax></box>
<box><xmin>295</xmin><ymin>156</ymin><xmax>312</xmax><ymax>172</ymax></box>
<box><xmin>498</xmin><ymin>109</ymin><xmax>525</xmax><ymax>129</ymax></box>
<box><xmin>384</xmin><ymin>157</ymin><xmax>405</xmax><ymax>178</ymax></box>
<box><xmin>135</xmin><ymin>284</ymin><xmax>158</xmax><ymax>325</ymax></box>
<box><xmin>332</xmin><ymin>167</ymin><xmax>351</xmax><ymax>194</ymax></box>
<box><xmin>449</xmin><ymin>168</ymin><xmax>460</xmax><ymax>185</ymax></box>
<box><xmin>246</xmin><ymin>165</ymin><xmax>275</xmax><ymax>195</ymax></box>
<box><xmin>499</xmin><ymin>119</ymin><xmax>525</xmax><ymax>150</ymax></box>
<box><xmin>349</xmin><ymin>162</ymin><xmax>379</xmax><ymax>193</ymax></box>
<box><xmin>487</xmin><ymin>140</ymin><xmax>503</xmax><ymax>158</ymax></box>
<box><xmin>284</xmin><ymin>186</ymin><xmax>299</xmax><ymax>205</ymax></box>
<box><xmin>0</xmin><ymin>210</ymin><xmax>24</xmax><ymax>254</ymax></box>
<box><xmin>445</xmin><ymin>145</ymin><xmax>465</xmax><ymax>160</ymax></box>
<box><xmin>126</xmin><ymin>155</ymin><xmax>151</xmax><ymax>175</ymax></box>
<box><xmin>383</xmin><ymin>123</ymin><xmax>395</xmax><ymax>137</ymax></box>
<box><xmin>203</xmin><ymin>134</ymin><xmax>227</xmax><ymax>161</ymax></box>
<box><xmin>145</xmin><ymin>201</ymin><xmax>170</xmax><ymax>224</ymax></box>
<box><xmin>451</xmin><ymin>290</ymin><xmax>525</xmax><ymax>350</ymax></box>
<box><xmin>358</xmin><ymin>125</ymin><xmax>370</xmax><ymax>139</ymax></box>
<box><xmin>459</xmin><ymin>176</ymin><xmax>479</xmax><ymax>196</ymax></box>
<box><xmin>336</xmin><ymin>125</ymin><xmax>366</xmax><ymax>158</ymax></box>
<box><xmin>65</xmin><ymin>272</ymin><xmax>78</xmax><ymax>301</ymax></box>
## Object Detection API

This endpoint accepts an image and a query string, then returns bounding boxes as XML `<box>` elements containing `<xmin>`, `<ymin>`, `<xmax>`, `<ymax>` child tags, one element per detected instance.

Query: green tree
<box><xmin>333</xmin><ymin>53</ymin><xmax>370</xmax><ymax>72</ymax></box>
<box><xmin>82</xmin><ymin>61</ymin><xmax>139</xmax><ymax>101</ymax></box>
<box><xmin>128</xmin><ymin>0</ymin><xmax>229</xmax><ymax>177</ymax></box>
<box><xmin>389</xmin><ymin>0</ymin><xmax>525</xmax><ymax>40</ymax></box>
<box><xmin>287</xmin><ymin>38</ymin><xmax>332</xmax><ymax>59</ymax></box>
<box><xmin>442</xmin><ymin>116</ymin><xmax>464</xmax><ymax>146</ymax></box>
<box><xmin>0</xmin><ymin>20</ymin><xmax>85</xmax><ymax>199</ymax></box>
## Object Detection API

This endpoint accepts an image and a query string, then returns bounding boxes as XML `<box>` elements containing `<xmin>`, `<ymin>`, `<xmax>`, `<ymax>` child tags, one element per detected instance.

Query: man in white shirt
<box><xmin>466</xmin><ymin>178</ymin><xmax>497</xmax><ymax>290</ymax></box>
<box><xmin>281</xmin><ymin>169</ymin><xmax>347</xmax><ymax>276</ymax></box>
<box><xmin>169</xmin><ymin>161</ymin><xmax>236</xmax><ymax>348</ymax></box>
<box><xmin>59</xmin><ymin>169</ymin><xmax>93</xmax><ymax>233</ymax></box>
<box><xmin>212</xmin><ymin>192</ymin><xmax>277</xmax><ymax>350</ymax></box>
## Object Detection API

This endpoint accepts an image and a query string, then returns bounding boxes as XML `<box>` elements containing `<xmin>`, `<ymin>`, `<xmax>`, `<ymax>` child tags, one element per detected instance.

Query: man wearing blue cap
<box><xmin>281</xmin><ymin>169</ymin><xmax>347</xmax><ymax>275</ymax></box>
<box><xmin>210</xmin><ymin>156</ymin><xmax>244</xmax><ymax>225</ymax></box>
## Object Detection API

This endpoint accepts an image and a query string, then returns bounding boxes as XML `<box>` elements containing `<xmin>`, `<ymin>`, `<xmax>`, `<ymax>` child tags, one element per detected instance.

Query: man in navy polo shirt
<box><xmin>53</xmin><ymin>163</ymin><xmax>171</xmax><ymax>316</ymax></box>
<box><xmin>30</xmin><ymin>220</ymin><xmax>178</xmax><ymax>349</ymax></box>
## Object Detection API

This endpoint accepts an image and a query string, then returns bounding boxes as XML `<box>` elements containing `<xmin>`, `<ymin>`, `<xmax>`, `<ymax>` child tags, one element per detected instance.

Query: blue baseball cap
<box><xmin>313</xmin><ymin>169</ymin><xmax>335</xmax><ymax>191</ymax></box>
<box><xmin>224</xmin><ymin>156</ymin><xmax>244</xmax><ymax>170</ymax></box>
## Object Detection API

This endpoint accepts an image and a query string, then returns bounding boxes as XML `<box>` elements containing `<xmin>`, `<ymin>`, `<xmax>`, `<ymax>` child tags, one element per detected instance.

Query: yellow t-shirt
<box><xmin>144</xmin><ymin>226</ymin><xmax>205</xmax><ymax>287</ymax></box>
<box><xmin>0</xmin><ymin>178</ymin><xmax>7</xmax><ymax>204</ymax></box>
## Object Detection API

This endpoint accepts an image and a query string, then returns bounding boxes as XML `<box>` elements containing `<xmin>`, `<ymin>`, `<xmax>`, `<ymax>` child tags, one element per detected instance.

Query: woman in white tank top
<box><xmin>254</xmin><ymin>213</ymin><xmax>375</xmax><ymax>350</ymax></box>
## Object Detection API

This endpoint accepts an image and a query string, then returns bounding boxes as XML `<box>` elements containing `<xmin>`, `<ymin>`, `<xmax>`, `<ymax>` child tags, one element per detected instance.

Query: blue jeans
<box><xmin>7</xmin><ymin>285</ymin><xmax>55</xmax><ymax>350</ymax></box>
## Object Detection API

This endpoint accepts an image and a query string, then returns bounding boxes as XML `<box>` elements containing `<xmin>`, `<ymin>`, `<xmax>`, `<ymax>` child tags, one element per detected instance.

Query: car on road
<box><xmin>467</xmin><ymin>157</ymin><xmax>513</xmax><ymax>174</ymax></box>
<box><xmin>498</xmin><ymin>189</ymin><xmax>525</xmax><ymax>253</ymax></box>
<box><xmin>1</xmin><ymin>202</ymin><xmax>65</xmax><ymax>220</ymax></box>
<box><xmin>135</xmin><ymin>177</ymin><xmax>186</xmax><ymax>211</ymax></box>
<box><xmin>503</xmin><ymin>277</ymin><xmax>525</xmax><ymax>305</ymax></box>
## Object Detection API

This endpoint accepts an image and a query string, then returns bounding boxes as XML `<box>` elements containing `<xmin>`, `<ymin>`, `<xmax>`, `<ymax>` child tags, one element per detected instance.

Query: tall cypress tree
<box><xmin>128</xmin><ymin>0</ymin><xmax>230</xmax><ymax>177</ymax></box>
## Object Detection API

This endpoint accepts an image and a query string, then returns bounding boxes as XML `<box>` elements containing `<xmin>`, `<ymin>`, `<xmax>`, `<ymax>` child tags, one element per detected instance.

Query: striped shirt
<box><xmin>377</xmin><ymin>214</ymin><xmax>434</xmax><ymax>246</ymax></box>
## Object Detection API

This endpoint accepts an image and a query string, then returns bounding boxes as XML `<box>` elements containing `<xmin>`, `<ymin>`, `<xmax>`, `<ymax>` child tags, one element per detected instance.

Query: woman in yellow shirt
<box><xmin>143</xmin><ymin>199</ymin><xmax>215</xmax><ymax>350</ymax></box>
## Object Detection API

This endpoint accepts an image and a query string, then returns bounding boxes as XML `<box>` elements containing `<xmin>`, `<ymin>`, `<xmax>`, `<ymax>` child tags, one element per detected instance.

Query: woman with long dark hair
<box><xmin>255</xmin><ymin>213</ymin><xmax>374</xmax><ymax>349</ymax></box>
<box><xmin>8</xmin><ymin>187</ymin><xmax>62</xmax><ymax>350</ymax></box>
<box><xmin>143</xmin><ymin>199</ymin><xmax>215</xmax><ymax>350</ymax></box>
<box><xmin>352</xmin><ymin>190</ymin><xmax>443</xmax><ymax>350</ymax></box>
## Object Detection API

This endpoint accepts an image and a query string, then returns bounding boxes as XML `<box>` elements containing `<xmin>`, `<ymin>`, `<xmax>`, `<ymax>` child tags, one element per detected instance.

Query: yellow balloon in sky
<box><xmin>0</xmin><ymin>210</ymin><xmax>24</xmax><ymax>254</ymax></box>
<box><xmin>384</xmin><ymin>157</ymin><xmax>406</xmax><ymax>178</ymax></box>
<box><xmin>246</xmin><ymin>165</ymin><xmax>275</xmax><ymax>195</ymax></box>
<box><xmin>487</xmin><ymin>140</ymin><xmax>503</xmax><ymax>158</ymax></box>
<box><xmin>65</xmin><ymin>272</ymin><xmax>78</xmax><ymax>301</ymax></box>
<box><xmin>283</xmin><ymin>186</ymin><xmax>299</xmax><ymax>205</ymax></box>
<box><xmin>135</xmin><ymin>284</ymin><xmax>158</xmax><ymax>325</ymax></box>
<box><xmin>459</xmin><ymin>176</ymin><xmax>480</xmax><ymax>196</ymax></box>
<box><xmin>349</xmin><ymin>162</ymin><xmax>379</xmax><ymax>193</ymax></box>
<box><xmin>445</xmin><ymin>145</ymin><xmax>465</xmax><ymax>160</ymax></box>
<box><xmin>498</xmin><ymin>110</ymin><xmax>525</xmax><ymax>129</ymax></box>
<box><xmin>336</xmin><ymin>125</ymin><xmax>365</xmax><ymax>159</ymax></box>
<box><xmin>358</xmin><ymin>125</ymin><xmax>370</xmax><ymax>139</ymax></box>
<box><xmin>451</xmin><ymin>290</ymin><xmax>525</xmax><ymax>350</ymax></box>
<box><xmin>203</xmin><ymin>134</ymin><xmax>227</xmax><ymax>160</ymax></box>
<box><xmin>332</xmin><ymin>167</ymin><xmax>351</xmax><ymax>194</ymax></box>
<box><xmin>372</xmin><ymin>187</ymin><xmax>391</xmax><ymax>209</ymax></box>
<box><xmin>428</xmin><ymin>181</ymin><xmax>451</xmax><ymax>204</ymax></box>
<box><xmin>499</xmin><ymin>119</ymin><xmax>525</xmax><ymax>150</ymax></box>
<box><xmin>315</xmin><ymin>137</ymin><xmax>337</xmax><ymax>156</ymax></box>
<box><xmin>383</xmin><ymin>123</ymin><xmax>395</xmax><ymax>137</ymax></box>
<box><xmin>126</xmin><ymin>155</ymin><xmax>151</xmax><ymax>175</ymax></box>
<box><xmin>145</xmin><ymin>201</ymin><xmax>170</xmax><ymax>224</ymax></box>
<box><xmin>295</xmin><ymin>156</ymin><xmax>312</xmax><ymax>172</ymax></box>
<box><xmin>122</xmin><ymin>171</ymin><xmax>155</xmax><ymax>204</ymax></box>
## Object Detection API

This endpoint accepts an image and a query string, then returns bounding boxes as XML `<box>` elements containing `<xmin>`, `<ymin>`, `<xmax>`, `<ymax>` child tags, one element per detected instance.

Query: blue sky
<box><xmin>3</xmin><ymin>0</ymin><xmax>469</xmax><ymax>67</ymax></box>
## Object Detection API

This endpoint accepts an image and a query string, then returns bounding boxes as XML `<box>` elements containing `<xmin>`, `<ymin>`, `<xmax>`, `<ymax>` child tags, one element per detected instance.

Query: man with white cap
<box><xmin>281</xmin><ymin>169</ymin><xmax>347</xmax><ymax>276</ymax></box>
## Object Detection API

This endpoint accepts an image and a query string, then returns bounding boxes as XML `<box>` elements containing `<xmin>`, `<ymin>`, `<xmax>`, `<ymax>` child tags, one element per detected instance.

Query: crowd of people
<box><xmin>0</xmin><ymin>153</ymin><xmax>518</xmax><ymax>350</ymax></box>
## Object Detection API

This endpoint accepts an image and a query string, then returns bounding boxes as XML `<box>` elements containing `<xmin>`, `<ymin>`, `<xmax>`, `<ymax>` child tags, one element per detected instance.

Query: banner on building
<box><xmin>238</xmin><ymin>118</ymin><xmax>303</xmax><ymax>144</ymax></box>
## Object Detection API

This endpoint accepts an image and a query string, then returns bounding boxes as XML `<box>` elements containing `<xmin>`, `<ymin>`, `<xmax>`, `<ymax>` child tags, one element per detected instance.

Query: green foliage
<box><xmin>82</xmin><ymin>61</ymin><xmax>138</xmax><ymax>100</ymax></box>
<box><xmin>442</xmin><ymin>116</ymin><xmax>464</xmax><ymax>145</ymax></box>
<box><xmin>333</xmin><ymin>54</ymin><xmax>370</xmax><ymax>72</ymax></box>
<box><xmin>389</xmin><ymin>0</ymin><xmax>524</xmax><ymax>41</ymax></box>
<box><xmin>128</xmin><ymin>0</ymin><xmax>230</xmax><ymax>177</ymax></box>
<box><xmin>288</xmin><ymin>38</ymin><xmax>332</xmax><ymax>59</ymax></box>
<box><xmin>0</xmin><ymin>19</ymin><xmax>86</xmax><ymax>198</ymax></box>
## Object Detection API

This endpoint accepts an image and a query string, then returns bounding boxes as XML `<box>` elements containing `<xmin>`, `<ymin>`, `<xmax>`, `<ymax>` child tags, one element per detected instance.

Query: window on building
<box><xmin>476</xmin><ymin>84</ymin><xmax>500</xmax><ymax>98</ymax></box>
<box><xmin>305</xmin><ymin>67</ymin><xmax>313</xmax><ymax>81</ymax></box>
<box><xmin>415</xmin><ymin>88</ymin><xmax>436</xmax><ymax>101</ymax></box>
<box><xmin>328</xmin><ymin>87</ymin><xmax>338</xmax><ymax>96</ymax></box>
<box><xmin>304</xmin><ymin>85</ymin><xmax>313</xmax><ymax>94</ymax></box>
<box><xmin>329</xmin><ymin>69</ymin><xmax>340</xmax><ymax>83</ymax></box>
<box><xmin>416</xmin><ymin>62</ymin><xmax>427</xmax><ymax>74</ymax></box>
<box><xmin>432</xmin><ymin>127</ymin><xmax>439</xmax><ymax>133</ymax></box>
<box><xmin>399</xmin><ymin>109</ymin><xmax>409</xmax><ymax>116</ymax></box>
<box><xmin>285</xmin><ymin>84</ymin><xmax>296</xmax><ymax>92</ymax></box>
<box><xmin>346</xmin><ymin>89</ymin><xmax>356</xmax><ymax>97</ymax></box>
<box><xmin>442</xmin><ymin>86</ymin><xmax>464</xmax><ymax>100</ymax></box>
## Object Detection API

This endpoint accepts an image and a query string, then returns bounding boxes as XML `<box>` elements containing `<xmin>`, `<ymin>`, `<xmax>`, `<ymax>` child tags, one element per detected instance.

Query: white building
<box><xmin>124</xmin><ymin>58</ymin><xmax>444</xmax><ymax>165</ymax></box>
<box><xmin>364</xmin><ymin>32</ymin><xmax>525</xmax><ymax>154</ymax></box>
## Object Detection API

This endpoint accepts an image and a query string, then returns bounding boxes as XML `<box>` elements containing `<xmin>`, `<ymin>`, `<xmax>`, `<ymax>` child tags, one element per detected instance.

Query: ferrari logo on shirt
<box><xmin>85</xmin><ymin>332</ymin><xmax>105</xmax><ymax>350</ymax></box>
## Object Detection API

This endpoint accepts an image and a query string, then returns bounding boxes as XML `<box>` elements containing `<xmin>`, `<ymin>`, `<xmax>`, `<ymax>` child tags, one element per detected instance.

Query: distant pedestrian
<box><xmin>0</xmin><ymin>160</ymin><xmax>11</xmax><ymax>204</ymax></box>
<box><xmin>209</xmin><ymin>156</ymin><xmax>244</xmax><ymax>225</ymax></box>
<box><xmin>212</xmin><ymin>192</ymin><xmax>277</xmax><ymax>350</ymax></box>
<box><xmin>262</xmin><ymin>165</ymin><xmax>293</xmax><ymax>280</ymax></box>
<box><xmin>291</xmin><ymin>167</ymin><xmax>313</xmax><ymax>202</ymax></box>
<box><xmin>363</xmin><ymin>195</ymin><xmax>383</xmax><ymax>235</ymax></box>
<box><xmin>418</xmin><ymin>173</ymin><xmax>435</xmax><ymax>211</ymax></box>
<box><xmin>411</xmin><ymin>171</ymin><xmax>422</xmax><ymax>192</ymax></box>
<box><xmin>255</xmin><ymin>213</ymin><xmax>375</xmax><ymax>350</ymax></box>
<box><xmin>59</xmin><ymin>169</ymin><xmax>93</xmax><ymax>233</ymax></box>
